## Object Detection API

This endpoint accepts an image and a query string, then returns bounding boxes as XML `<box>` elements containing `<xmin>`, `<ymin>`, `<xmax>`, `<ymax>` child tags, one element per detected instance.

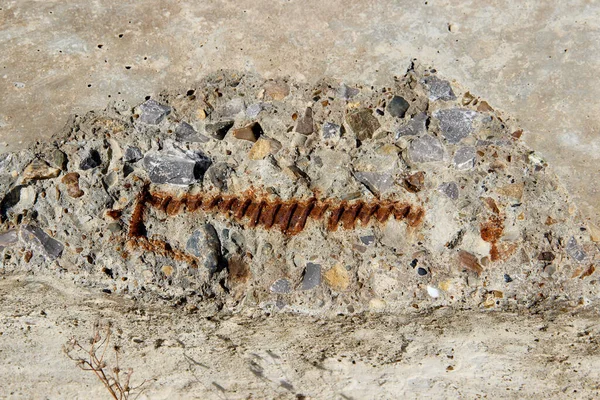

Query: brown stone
<box><xmin>61</xmin><ymin>172</ymin><xmax>84</xmax><ymax>198</ymax></box>
<box><xmin>233</xmin><ymin>122</ymin><xmax>263</xmax><ymax>142</ymax></box>
<box><xmin>457</xmin><ymin>250</ymin><xmax>483</xmax><ymax>274</ymax></box>
<box><xmin>294</xmin><ymin>107</ymin><xmax>314</xmax><ymax>135</ymax></box>
<box><xmin>404</xmin><ymin>171</ymin><xmax>425</xmax><ymax>193</ymax></box>
<box><xmin>496</xmin><ymin>183</ymin><xmax>524</xmax><ymax>200</ymax></box>
<box><xmin>345</xmin><ymin>109</ymin><xmax>380</xmax><ymax>140</ymax></box>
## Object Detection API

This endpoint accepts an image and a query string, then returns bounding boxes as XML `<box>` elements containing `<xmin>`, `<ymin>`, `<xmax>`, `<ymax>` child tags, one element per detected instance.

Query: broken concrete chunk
<box><xmin>354</xmin><ymin>171</ymin><xmax>394</xmax><ymax>195</ymax></box>
<box><xmin>21</xmin><ymin>159</ymin><xmax>60</xmax><ymax>183</ymax></box>
<box><xmin>123</xmin><ymin>146</ymin><xmax>143</xmax><ymax>163</ymax></box>
<box><xmin>175</xmin><ymin>122</ymin><xmax>209</xmax><ymax>143</ymax></box>
<box><xmin>205</xmin><ymin>120</ymin><xmax>234</xmax><ymax>140</ymax></box>
<box><xmin>248</xmin><ymin>137</ymin><xmax>282</xmax><ymax>160</ymax></box>
<box><xmin>79</xmin><ymin>149</ymin><xmax>102</xmax><ymax>170</ymax></box>
<box><xmin>186</xmin><ymin>224</ymin><xmax>221</xmax><ymax>272</ymax></box>
<box><xmin>322</xmin><ymin>122</ymin><xmax>343</xmax><ymax>139</ymax></box>
<box><xmin>20</xmin><ymin>225</ymin><xmax>64</xmax><ymax>260</ymax></box>
<box><xmin>233</xmin><ymin>122</ymin><xmax>263</xmax><ymax>142</ymax></box>
<box><xmin>270</xmin><ymin>278</ymin><xmax>292</xmax><ymax>294</ymax></box>
<box><xmin>407</xmin><ymin>134</ymin><xmax>445</xmax><ymax>163</ymax></box>
<box><xmin>346</xmin><ymin>109</ymin><xmax>381</xmax><ymax>141</ymax></box>
<box><xmin>566</xmin><ymin>236</ymin><xmax>587</xmax><ymax>262</ymax></box>
<box><xmin>394</xmin><ymin>112</ymin><xmax>427</xmax><ymax>140</ymax></box>
<box><xmin>387</xmin><ymin>96</ymin><xmax>410</xmax><ymax>118</ymax></box>
<box><xmin>421</xmin><ymin>75</ymin><xmax>456</xmax><ymax>101</ymax></box>
<box><xmin>139</xmin><ymin>99</ymin><xmax>171</xmax><ymax>125</ymax></box>
<box><xmin>453</xmin><ymin>146</ymin><xmax>476</xmax><ymax>170</ymax></box>
<box><xmin>295</xmin><ymin>107</ymin><xmax>314</xmax><ymax>135</ymax></box>
<box><xmin>300</xmin><ymin>263</ymin><xmax>322</xmax><ymax>290</ymax></box>
<box><xmin>434</xmin><ymin>109</ymin><xmax>477</xmax><ymax>144</ymax></box>
<box><xmin>438</xmin><ymin>182</ymin><xmax>459</xmax><ymax>200</ymax></box>
<box><xmin>142</xmin><ymin>149</ymin><xmax>212</xmax><ymax>185</ymax></box>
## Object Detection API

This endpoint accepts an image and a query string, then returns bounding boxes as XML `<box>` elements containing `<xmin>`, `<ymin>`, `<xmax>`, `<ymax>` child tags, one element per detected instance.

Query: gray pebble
<box><xmin>434</xmin><ymin>109</ymin><xmax>477</xmax><ymax>144</ymax></box>
<box><xmin>407</xmin><ymin>134</ymin><xmax>445</xmax><ymax>163</ymax></box>
<box><xmin>421</xmin><ymin>75</ymin><xmax>456</xmax><ymax>101</ymax></box>
<box><xmin>300</xmin><ymin>263</ymin><xmax>321</xmax><ymax>290</ymax></box>
<box><xmin>438</xmin><ymin>182</ymin><xmax>459</xmax><ymax>200</ymax></box>
<box><xmin>123</xmin><ymin>146</ymin><xmax>143</xmax><ymax>163</ymax></box>
<box><xmin>20</xmin><ymin>225</ymin><xmax>64</xmax><ymax>260</ymax></box>
<box><xmin>205</xmin><ymin>121</ymin><xmax>234</xmax><ymax>140</ymax></box>
<box><xmin>270</xmin><ymin>278</ymin><xmax>292</xmax><ymax>294</ymax></box>
<box><xmin>394</xmin><ymin>112</ymin><xmax>427</xmax><ymax>140</ymax></box>
<box><xmin>175</xmin><ymin>122</ymin><xmax>209</xmax><ymax>143</ymax></box>
<box><xmin>360</xmin><ymin>235</ymin><xmax>376</xmax><ymax>246</ymax></box>
<box><xmin>295</xmin><ymin>107</ymin><xmax>314</xmax><ymax>135</ymax></box>
<box><xmin>139</xmin><ymin>99</ymin><xmax>171</xmax><ymax>125</ymax></box>
<box><xmin>186</xmin><ymin>224</ymin><xmax>221</xmax><ymax>272</ymax></box>
<box><xmin>322</xmin><ymin>122</ymin><xmax>343</xmax><ymax>140</ymax></box>
<box><xmin>354</xmin><ymin>171</ymin><xmax>393</xmax><ymax>195</ymax></box>
<box><xmin>387</xmin><ymin>95</ymin><xmax>410</xmax><ymax>118</ymax></box>
<box><xmin>80</xmin><ymin>149</ymin><xmax>101</xmax><ymax>170</ymax></box>
<box><xmin>566</xmin><ymin>236</ymin><xmax>587</xmax><ymax>262</ymax></box>
<box><xmin>143</xmin><ymin>150</ymin><xmax>212</xmax><ymax>185</ymax></box>
<box><xmin>453</xmin><ymin>146</ymin><xmax>476</xmax><ymax>170</ymax></box>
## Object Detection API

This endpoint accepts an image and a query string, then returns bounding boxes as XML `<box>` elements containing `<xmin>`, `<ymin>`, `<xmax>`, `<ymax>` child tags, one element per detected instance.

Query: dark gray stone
<box><xmin>322</xmin><ymin>122</ymin><xmax>343</xmax><ymax>139</ymax></box>
<box><xmin>295</xmin><ymin>107</ymin><xmax>314</xmax><ymax>135</ymax></box>
<box><xmin>80</xmin><ymin>150</ymin><xmax>101</xmax><ymax>170</ymax></box>
<box><xmin>438</xmin><ymin>182</ymin><xmax>459</xmax><ymax>200</ymax></box>
<box><xmin>175</xmin><ymin>122</ymin><xmax>209</xmax><ymax>143</ymax></box>
<box><xmin>408</xmin><ymin>135</ymin><xmax>445</xmax><ymax>163</ymax></box>
<box><xmin>354</xmin><ymin>171</ymin><xmax>393</xmax><ymax>195</ymax></box>
<box><xmin>421</xmin><ymin>75</ymin><xmax>456</xmax><ymax>101</ymax></box>
<box><xmin>205</xmin><ymin>120</ymin><xmax>234</xmax><ymax>140</ymax></box>
<box><xmin>453</xmin><ymin>146</ymin><xmax>476</xmax><ymax>170</ymax></box>
<box><xmin>186</xmin><ymin>224</ymin><xmax>221</xmax><ymax>272</ymax></box>
<box><xmin>387</xmin><ymin>96</ymin><xmax>410</xmax><ymax>118</ymax></box>
<box><xmin>139</xmin><ymin>99</ymin><xmax>171</xmax><ymax>125</ymax></box>
<box><xmin>205</xmin><ymin>162</ymin><xmax>232</xmax><ymax>191</ymax></box>
<box><xmin>346</xmin><ymin>109</ymin><xmax>381</xmax><ymax>141</ymax></box>
<box><xmin>434</xmin><ymin>109</ymin><xmax>477</xmax><ymax>144</ymax></box>
<box><xmin>360</xmin><ymin>235</ymin><xmax>376</xmax><ymax>246</ymax></box>
<box><xmin>20</xmin><ymin>225</ymin><xmax>64</xmax><ymax>260</ymax></box>
<box><xmin>300</xmin><ymin>262</ymin><xmax>321</xmax><ymax>290</ymax></box>
<box><xmin>394</xmin><ymin>112</ymin><xmax>427</xmax><ymax>139</ymax></box>
<box><xmin>566</xmin><ymin>236</ymin><xmax>587</xmax><ymax>262</ymax></box>
<box><xmin>123</xmin><ymin>146</ymin><xmax>143</xmax><ymax>163</ymax></box>
<box><xmin>142</xmin><ymin>150</ymin><xmax>212</xmax><ymax>185</ymax></box>
<box><xmin>270</xmin><ymin>278</ymin><xmax>292</xmax><ymax>294</ymax></box>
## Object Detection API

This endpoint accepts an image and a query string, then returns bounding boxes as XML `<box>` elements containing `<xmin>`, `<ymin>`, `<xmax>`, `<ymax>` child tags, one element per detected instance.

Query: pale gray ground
<box><xmin>1</xmin><ymin>1</ymin><xmax>600</xmax><ymax>399</ymax></box>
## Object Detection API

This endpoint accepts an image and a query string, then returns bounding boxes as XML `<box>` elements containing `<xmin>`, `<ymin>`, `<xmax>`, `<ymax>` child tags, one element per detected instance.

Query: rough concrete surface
<box><xmin>1</xmin><ymin>1</ymin><xmax>600</xmax><ymax>399</ymax></box>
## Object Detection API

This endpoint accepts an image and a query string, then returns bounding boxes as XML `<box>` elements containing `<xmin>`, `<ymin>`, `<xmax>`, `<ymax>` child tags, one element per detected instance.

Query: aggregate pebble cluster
<box><xmin>1</xmin><ymin>63</ymin><xmax>598</xmax><ymax>314</ymax></box>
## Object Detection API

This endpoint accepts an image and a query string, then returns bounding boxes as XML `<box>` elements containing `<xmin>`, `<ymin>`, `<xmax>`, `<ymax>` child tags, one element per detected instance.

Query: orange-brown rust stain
<box><xmin>480</xmin><ymin>215</ymin><xmax>504</xmax><ymax>261</ymax></box>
